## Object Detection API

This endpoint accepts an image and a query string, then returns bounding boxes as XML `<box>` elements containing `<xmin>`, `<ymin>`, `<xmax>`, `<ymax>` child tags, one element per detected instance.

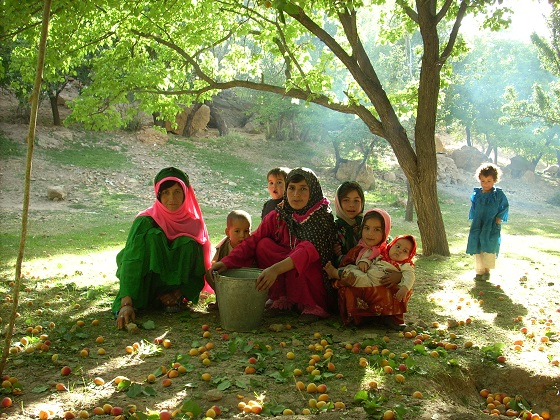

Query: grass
<box><xmin>0</xmin><ymin>135</ymin><xmax>25</xmax><ymax>158</ymax></box>
<box><xmin>0</xmin><ymin>129</ymin><xmax>559</xmax><ymax>419</ymax></box>
<box><xmin>38</xmin><ymin>132</ymin><xmax>132</xmax><ymax>169</ymax></box>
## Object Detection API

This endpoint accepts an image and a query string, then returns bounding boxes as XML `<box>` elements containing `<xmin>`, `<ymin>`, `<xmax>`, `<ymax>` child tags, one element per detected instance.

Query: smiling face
<box><xmin>267</xmin><ymin>174</ymin><xmax>286</xmax><ymax>200</ymax></box>
<box><xmin>388</xmin><ymin>238</ymin><xmax>414</xmax><ymax>262</ymax></box>
<box><xmin>159</xmin><ymin>182</ymin><xmax>185</xmax><ymax>211</ymax></box>
<box><xmin>340</xmin><ymin>189</ymin><xmax>363</xmax><ymax>219</ymax></box>
<box><xmin>286</xmin><ymin>179</ymin><xmax>310</xmax><ymax>210</ymax></box>
<box><xmin>361</xmin><ymin>217</ymin><xmax>384</xmax><ymax>247</ymax></box>
<box><xmin>479</xmin><ymin>174</ymin><xmax>496</xmax><ymax>192</ymax></box>
<box><xmin>225</xmin><ymin>218</ymin><xmax>251</xmax><ymax>247</ymax></box>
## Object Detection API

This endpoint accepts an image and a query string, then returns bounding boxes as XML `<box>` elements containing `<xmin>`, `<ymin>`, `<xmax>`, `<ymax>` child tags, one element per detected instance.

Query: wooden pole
<box><xmin>0</xmin><ymin>0</ymin><xmax>53</xmax><ymax>374</ymax></box>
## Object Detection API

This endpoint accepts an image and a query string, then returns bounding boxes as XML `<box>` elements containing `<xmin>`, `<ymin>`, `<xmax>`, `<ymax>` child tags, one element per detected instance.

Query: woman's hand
<box><xmin>380</xmin><ymin>270</ymin><xmax>402</xmax><ymax>288</ymax></box>
<box><xmin>256</xmin><ymin>257</ymin><xmax>295</xmax><ymax>291</ymax></box>
<box><xmin>256</xmin><ymin>266</ymin><xmax>279</xmax><ymax>291</ymax></box>
<box><xmin>206</xmin><ymin>262</ymin><xmax>227</xmax><ymax>290</ymax></box>
<box><xmin>116</xmin><ymin>301</ymin><xmax>135</xmax><ymax>330</ymax></box>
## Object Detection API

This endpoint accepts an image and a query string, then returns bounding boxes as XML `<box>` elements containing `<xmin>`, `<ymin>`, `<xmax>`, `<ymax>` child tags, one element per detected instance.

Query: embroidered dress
<box><xmin>335</xmin><ymin>218</ymin><xmax>416</xmax><ymax>326</ymax></box>
<box><xmin>466</xmin><ymin>187</ymin><xmax>509</xmax><ymax>256</ymax></box>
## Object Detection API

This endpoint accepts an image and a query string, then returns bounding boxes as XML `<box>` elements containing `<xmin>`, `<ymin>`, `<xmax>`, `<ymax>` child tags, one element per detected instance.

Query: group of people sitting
<box><xmin>113</xmin><ymin>166</ymin><xmax>417</xmax><ymax>331</ymax></box>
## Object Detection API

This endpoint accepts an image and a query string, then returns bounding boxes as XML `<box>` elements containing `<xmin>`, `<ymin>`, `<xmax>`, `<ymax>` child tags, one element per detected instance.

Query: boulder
<box><xmin>450</xmin><ymin>146</ymin><xmax>489</xmax><ymax>172</ymax></box>
<box><xmin>164</xmin><ymin>104</ymin><xmax>210</xmax><ymax>136</ymax></box>
<box><xmin>544</xmin><ymin>164</ymin><xmax>559</xmax><ymax>176</ymax></box>
<box><xmin>47</xmin><ymin>186</ymin><xmax>66</xmax><ymax>201</ymax></box>
<box><xmin>137</xmin><ymin>127</ymin><xmax>168</xmax><ymax>145</ymax></box>
<box><xmin>505</xmin><ymin>156</ymin><xmax>533</xmax><ymax>179</ymax></box>
<box><xmin>335</xmin><ymin>160</ymin><xmax>375</xmax><ymax>190</ymax></box>
<box><xmin>437</xmin><ymin>154</ymin><xmax>463</xmax><ymax>185</ymax></box>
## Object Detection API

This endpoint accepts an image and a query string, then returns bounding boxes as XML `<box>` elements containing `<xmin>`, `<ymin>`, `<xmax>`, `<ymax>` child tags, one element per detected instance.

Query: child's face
<box><xmin>388</xmin><ymin>238</ymin><xmax>413</xmax><ymax>262</ymax></box>
<box><xmin>267</xmin><ymin>175</ymin><xmax>286</xmax><ymax>200</ymax></box>
<box><xmin>479</xmin><ymin>174</ymin><xmax>496</xmax><ymax>192</ymax></box>
<box><xmin>286</xmin><ymin>179</ymin><xmax>310</xmax><ymax>210</ymax></box>
<box><xmin>361</xmin><ymin>217</ymin><xmax>384</xmax><ymax>247</ymax></box>
<box><xmin>340</xmin><ymin>189</ymin><xmax>362</xmax><ymax>219</ymax></box>
<box><xmin>225</xmin><ymin>219</ymin><xmax>251</xmax><ymax>247</ymax></box>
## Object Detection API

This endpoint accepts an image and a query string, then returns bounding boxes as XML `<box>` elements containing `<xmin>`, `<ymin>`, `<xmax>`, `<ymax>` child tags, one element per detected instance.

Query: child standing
<box><xmin>261</xmin><ymin>167</ymin><xmax>290</xmax><ymax>219</ymax></box>
<box><xmin>466</xmin><ymin>163</ymin><xmax>509</xmax><ymax>281</ymax></box>
<box><xmin>212</xmin><ymin>210</ymin><xmax>252</xmax><ymax>263</ymax></box>
<box><xmin>332</xmin><ymin>181</ymin><xmax>365</xmax><ymax>267</ymax></box>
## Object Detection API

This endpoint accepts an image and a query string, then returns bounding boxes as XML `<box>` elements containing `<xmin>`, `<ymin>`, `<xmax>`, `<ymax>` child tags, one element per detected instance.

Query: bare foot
<box><xmin>324</xmin><ymin>262</ymin><xmax>340</xmax><ymax>279</ymax></box>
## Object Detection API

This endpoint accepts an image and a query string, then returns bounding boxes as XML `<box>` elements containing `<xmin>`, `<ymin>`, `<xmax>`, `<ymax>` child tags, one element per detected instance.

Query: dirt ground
<box><xmin>1</xmin><ymin>93</ymin><xmax>560</xmax><ymax>420</ymax></box>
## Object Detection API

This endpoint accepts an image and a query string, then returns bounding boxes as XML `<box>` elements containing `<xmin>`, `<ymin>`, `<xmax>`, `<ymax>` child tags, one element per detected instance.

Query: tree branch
<box><xmin>438</xmin><ymin>0</ymin><xmax>468</xmax><ymax>64</ymax></box>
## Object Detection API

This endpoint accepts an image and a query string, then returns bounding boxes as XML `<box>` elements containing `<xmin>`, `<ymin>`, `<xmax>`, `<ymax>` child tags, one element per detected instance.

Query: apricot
<box><xmin>306</xmin><ymin>382</ymin><xmax>318</xmax><ymax>393</ymax></box>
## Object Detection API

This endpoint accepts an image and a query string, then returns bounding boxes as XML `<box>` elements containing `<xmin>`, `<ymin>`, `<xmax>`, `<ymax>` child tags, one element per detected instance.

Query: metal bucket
<box><xmin>213</xmin><ymin>268</ymin><xmax>268</xmax><ymax>332</ymax></box>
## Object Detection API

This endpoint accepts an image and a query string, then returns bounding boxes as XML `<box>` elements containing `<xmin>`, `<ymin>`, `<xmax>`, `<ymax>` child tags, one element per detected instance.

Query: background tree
<box><xmin>501</xmin><ymin>6</ymin><xmax>560</xmax><ymax>168</ymax></box>
<box><xmin>443</xmin><ymin>37</ymin><xmax>553</xmax><ymax>164</ymax></box>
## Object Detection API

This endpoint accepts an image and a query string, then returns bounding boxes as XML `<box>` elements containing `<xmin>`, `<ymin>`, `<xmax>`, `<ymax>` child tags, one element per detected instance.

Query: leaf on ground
<box><xmin>32</xmin><ymin>385</ymin><xmax>50</xmax><ymax>393</ymax></box>
<box><xmin>142</xmin><ymin>320</ymin><xmax>155</xmax><ymax>330</ymax></box>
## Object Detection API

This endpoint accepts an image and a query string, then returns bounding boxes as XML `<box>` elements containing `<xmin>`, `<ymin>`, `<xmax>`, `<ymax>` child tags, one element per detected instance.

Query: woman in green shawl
<box><xmin>113</xmin><ymin>167</ymin><xmax>212</xmax><ymax>329</ymax></box>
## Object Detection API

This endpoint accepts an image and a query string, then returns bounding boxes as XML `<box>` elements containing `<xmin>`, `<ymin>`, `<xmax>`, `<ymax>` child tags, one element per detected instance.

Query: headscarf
<box><xmin>334</xmin><ymin>181</ymin><xmax>365</xmax><ymax>227</ymax></box>
<box><xmin>276</xmin><ymin>168</ymin><xmax>336</xmax><ymax>268</ymax></box>
<box><xmin>356</xmin><ymin>208</ymin><xmax>391</xmax><ymax>261</ymax></box>
<box><xmin>381</xmin><ymin>234</ymin><xmax>417</xmax><ymax>269</ymax></box>
<box><xmin>137</xmin><ymin>167</ymin><xmax>213</xmax><ymax>274</ymax></box>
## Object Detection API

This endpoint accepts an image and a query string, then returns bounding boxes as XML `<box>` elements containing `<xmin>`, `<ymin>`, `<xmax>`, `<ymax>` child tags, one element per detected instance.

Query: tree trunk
<box><xmin>183</xmin><ymin>103</ymin><xmax>203</xmax><ymax>137</ymax></box>
<box><xmin>207</xmin><ymin>101</ymin><xmax>228</xmax><ymax>136</ymax></box>
<box><xmin>49</xmin><ymin>93</ymin><xmax>61</xmax><ymax>126</ymax></box>
<box><xmin>407</xmin><ymin>1</ymin><xmax>450</xmax><ymax>256</ymax></box>
<box><xmin>405</xmin><ymin>181</ymin><xmax>414</xmax><ymax>222</ymax></box>
<box><xmin>466</xmin><ymin>125</ymin><xmax>471</xmax><ymax>147</ymax></box>
<box><xmin>493</xmin><ymin>146</ymin><xmax>498</xmax><ymax>165</ymax></box>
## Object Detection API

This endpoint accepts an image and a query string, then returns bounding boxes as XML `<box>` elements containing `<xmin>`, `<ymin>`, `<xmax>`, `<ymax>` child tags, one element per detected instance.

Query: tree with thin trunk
<box><xmin>0</xmin><ymin>0</ymin><xmax>52</xmax><ymax>375</ymax></box>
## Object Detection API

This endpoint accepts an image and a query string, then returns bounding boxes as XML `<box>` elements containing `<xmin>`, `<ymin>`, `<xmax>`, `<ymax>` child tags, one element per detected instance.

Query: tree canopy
<box><xmin>1</xmin><ymin>0</ymin><xmax>527</xmax><ymax>256</ymax></box>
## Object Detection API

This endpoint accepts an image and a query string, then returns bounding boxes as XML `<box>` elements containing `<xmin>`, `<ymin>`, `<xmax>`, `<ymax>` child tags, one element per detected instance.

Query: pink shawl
<box><xmin>137</xmin><ymin>176</ymin><xmax>213</xmax><ymax>292</ymax></box>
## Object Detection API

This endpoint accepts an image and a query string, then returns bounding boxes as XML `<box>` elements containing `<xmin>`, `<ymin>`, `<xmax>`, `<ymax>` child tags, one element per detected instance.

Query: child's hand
<box><xmin>340</xmin><ymin>272</ymin><xmax>356</xmax><ymax>287</ymax></box>
<box><xmin>495</xmin><ymin>217</ymin><xmax>502</xmax><ymax>225</ymax></box>
<box><xmin>380</xmin><ymin>270</ymin><xmax>402</xmax><ymax>287</ymax></box>
<box><xmin>358</xmin><ymin>261</ymin><xmax>368</xmax><ymax>272</ymax></box>
<box><xmin>394</xmin><ymin>286</ymin><xmax>408</xmax><ymax>302</ymax></box>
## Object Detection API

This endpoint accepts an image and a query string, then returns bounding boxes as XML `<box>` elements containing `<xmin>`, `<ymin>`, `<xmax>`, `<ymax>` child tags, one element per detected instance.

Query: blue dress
<box><xmin>466</xmin><ymin>187</ymin><xmax>509</xmax><ymax>256</ymax></box>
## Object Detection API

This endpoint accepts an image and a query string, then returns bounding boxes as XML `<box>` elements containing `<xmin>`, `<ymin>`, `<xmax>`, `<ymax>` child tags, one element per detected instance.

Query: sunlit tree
<box><xmin>2</xmin><ymin>0</ymin><xmax>524</xmax><ymax>256</ymax></box>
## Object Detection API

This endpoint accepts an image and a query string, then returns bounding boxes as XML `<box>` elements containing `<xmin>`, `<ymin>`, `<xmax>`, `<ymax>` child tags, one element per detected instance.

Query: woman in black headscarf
<box><xmin>210</xmin><ymin>168</ymin><xmax>337</xmax><ymax>323</ymax></box>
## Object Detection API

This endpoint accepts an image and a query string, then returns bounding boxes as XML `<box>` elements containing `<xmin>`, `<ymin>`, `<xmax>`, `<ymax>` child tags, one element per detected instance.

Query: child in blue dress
<box><xmin>466</xmin><ymin>163</ymin><xmax>509</xmax><ymax>281</ymax></box>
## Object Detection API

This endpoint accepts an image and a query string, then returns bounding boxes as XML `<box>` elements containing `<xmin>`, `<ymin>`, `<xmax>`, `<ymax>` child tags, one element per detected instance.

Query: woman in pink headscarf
<box><xmin>113</xmin><ymin>167</ymin><xmax>212</xmax><ymax>329</ymax></box>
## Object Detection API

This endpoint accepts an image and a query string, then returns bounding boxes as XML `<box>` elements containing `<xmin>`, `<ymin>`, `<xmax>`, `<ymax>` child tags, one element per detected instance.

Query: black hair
<box><xmin>157</xmin><ymin>180</ymin><xmax>181</xmax><ymax>201</ymax></box>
